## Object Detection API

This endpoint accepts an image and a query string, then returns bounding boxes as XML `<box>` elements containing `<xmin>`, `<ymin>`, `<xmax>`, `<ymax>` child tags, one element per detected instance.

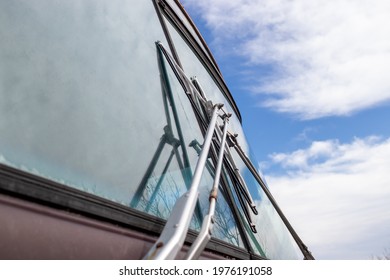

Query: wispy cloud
<box><xmin>183</xmin><ymin>0</ymin><xmax>390</xmax><ymax>119</ymax></box>
<box><xmin>264</xmin><ymin>136</ymin><xmax>390</xmax><ymax>259</ymax></box>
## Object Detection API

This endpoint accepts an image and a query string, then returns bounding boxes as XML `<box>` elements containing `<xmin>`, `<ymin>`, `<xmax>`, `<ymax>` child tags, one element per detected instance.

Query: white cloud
<box><xmin>264</xmin><ymin>136</ymin><xmax>390</xmax><ymax>259</ymax></box>
<box><xmin>182</xmin><ymin>0</ymin><xmax>390</xmax><ymax>119</ymax></box>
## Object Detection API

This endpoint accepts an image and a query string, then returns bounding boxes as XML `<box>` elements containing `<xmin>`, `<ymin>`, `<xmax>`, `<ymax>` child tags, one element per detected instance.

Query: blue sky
<box><xmin>181</xmin><ymin>0</ymin><xmax>390</xmax><ymax>259</ymax></box>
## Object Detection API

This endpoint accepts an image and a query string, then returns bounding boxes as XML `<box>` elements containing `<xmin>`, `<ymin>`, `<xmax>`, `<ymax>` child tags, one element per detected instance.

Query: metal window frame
<box><xmin>156</xmin><ymin>0</ymin><xmax>242</xmax><ymax>123</ymax></box>
<box><xmin>0</xmin><ymin>163</ymin><xmax>253</xmax><ymax>259</ymax></box>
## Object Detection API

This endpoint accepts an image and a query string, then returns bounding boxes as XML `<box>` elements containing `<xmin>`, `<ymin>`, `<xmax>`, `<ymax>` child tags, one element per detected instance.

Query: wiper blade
<box><xmin>227</xmin><ymin>132</ymin><xmax>315</xmax><ymax>260</ymax></box>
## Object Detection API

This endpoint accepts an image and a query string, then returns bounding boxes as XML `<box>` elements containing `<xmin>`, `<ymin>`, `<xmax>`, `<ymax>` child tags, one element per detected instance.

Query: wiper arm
<box><xmin>185</xmin><ymin>114</ymin><xmax>230</xmax><ymax>259</ymax></box>
<box><xmin>144</xmin><ymin>104</ymin><xmax>224</xmax><ymax>260</ymax></box>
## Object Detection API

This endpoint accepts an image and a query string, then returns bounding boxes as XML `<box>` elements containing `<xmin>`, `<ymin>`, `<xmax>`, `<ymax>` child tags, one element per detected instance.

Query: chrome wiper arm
<box><xmin>191</xmin><ymin>76</ymin><xmax>259</xmax><ymax>233</ymax></box>
<box><xmin>144</xmin><ymin>104</ymin><xmax>224</xmax><ymax>260</ymax></box>
<box><xmin>185</xmin><ymin>114</ymin><xmax>230</xmax><ymax>260</ymax></box>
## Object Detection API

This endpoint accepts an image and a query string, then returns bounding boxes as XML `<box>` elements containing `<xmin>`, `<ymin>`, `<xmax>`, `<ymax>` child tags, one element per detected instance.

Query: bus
<box><xmin>0</xmin><ymin>0</ymin><xmax>313</xmax><ymax>260</ymax></box>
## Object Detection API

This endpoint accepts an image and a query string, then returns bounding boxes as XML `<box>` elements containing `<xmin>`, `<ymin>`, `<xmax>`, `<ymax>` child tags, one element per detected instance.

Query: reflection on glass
<box><xmin>213</xmin><ymin>190</ymin><xmax>243</xmax><ymax>246</ymax></box>
<box><xmin>130</xmin><ymin>43</ymin><xmax>202</xmax><ymax>228</ymax></box>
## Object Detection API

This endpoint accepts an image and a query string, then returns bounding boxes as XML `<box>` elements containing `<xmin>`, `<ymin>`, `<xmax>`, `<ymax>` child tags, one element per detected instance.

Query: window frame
<box><xmin>0</xmin><ymin>162</ymin><xmax>255</xmax><ymax>259</ymax></box>
<box><xmin>157</xmin><ymin>0</ymin><xmax>242</xmax><ymax>123</ymax></box>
